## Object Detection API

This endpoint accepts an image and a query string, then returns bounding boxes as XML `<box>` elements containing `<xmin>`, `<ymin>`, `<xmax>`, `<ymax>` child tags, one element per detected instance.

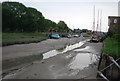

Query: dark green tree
<box><xmin>27</xmin><ymin>7</ymin><xmax>45</xmax><ymax>32</ymax></box>
<box><xmin>2</xmin><ymin>2</ymin><xmax>29</xmax><ymax>32</ymax></box>
<box><xmin>2</xmin><ymin>1</ymin><xmax>72</xmax><ymax>33</ymax></box>
<box><xmin>57</xmin><ymin>21</ymin><xmax>71</xmax><ymax>32</ymax></box>
<box><xmin>43</xmin><ymin>19</ymin><xmax>57</xmax><ymax>32</ymax></box>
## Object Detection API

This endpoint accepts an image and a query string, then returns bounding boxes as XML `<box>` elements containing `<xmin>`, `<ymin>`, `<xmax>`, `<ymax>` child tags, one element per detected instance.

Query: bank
<box><xmin>98</xmin><ymin>38</ymin><xmax>120</xmax><ymax>81</ymax></box>
<box><xmin>2</xmin><ymin>33</ymin><xmax>47</xmax><ymax>46</ymax></box>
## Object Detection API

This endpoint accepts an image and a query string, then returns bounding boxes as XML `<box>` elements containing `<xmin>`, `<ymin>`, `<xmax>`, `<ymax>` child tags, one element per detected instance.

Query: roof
<box><xmin>108</xmin><ymin>16</ymin><xmax>120</xmax><ymax>18</ymax></box>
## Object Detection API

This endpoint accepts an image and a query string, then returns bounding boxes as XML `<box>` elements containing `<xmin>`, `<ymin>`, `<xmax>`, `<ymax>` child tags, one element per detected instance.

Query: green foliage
<box><xmin>107</xmin><ymin>25</ymin><xmax>120</xmax><ymax>41</ymax></box>
<box><xmin>27</xmin><ymin>7</ymin><xmax>45</xmax><ymax>32</ymax></box>
<box><xmin>2</xmin><ymin>1</ymin><xmax>72</xmax><ymax>33</ymax></box>
<box><xmin>103</xmin><ymin>38</ymin><xmax>120</xmax><ymax>58</ymax></box>
<box><xmin>2</xmin><ymin>2</ymin><xmax>27</xmax><ymax>32</ymax></box>
<box><xmin>2</xmin><ymin>2</ymin><xmax>46</xmax><ymax>32</ymax></box>
<box><xmin>0</xmin><ymin>3</ymin><xmax>1</xmax><ymax>9</ymax></box>
<box><xmin>57</xmin><ymin>21</ymin><xmax>71</xmax><ymax>32</ymax></box>
<box><xmin>43</xmin><ymin>19</ymin><xmax>57</xmax><ymax>32</ymax></box>
<box><xmin>105</xmin><ymin>24</ymin><xmax>120</xmax><ymax>58</ymax></box>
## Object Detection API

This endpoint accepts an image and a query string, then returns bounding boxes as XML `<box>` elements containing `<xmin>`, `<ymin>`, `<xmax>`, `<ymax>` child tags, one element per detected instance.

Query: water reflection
<box><xmin>43</xmin><ymin>50</ymin><xmax>61</xmax><ymax>59</ymax></box>
<box><xmin>61</xmin><ymin>41</ymin><xmax>85</xmax><ymax>53</ymax></box>
<box><xmin>69</xmin><ymin>53</ymin><xmax>97</xmax><ymax>70</ymax></box>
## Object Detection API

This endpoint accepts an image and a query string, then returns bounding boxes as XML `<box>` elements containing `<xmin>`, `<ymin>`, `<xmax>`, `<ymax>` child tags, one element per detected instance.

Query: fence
<box><xmin>97</xmin><ymin>54</ymin><xmax>120</xmax><ymax>81</ymax></box>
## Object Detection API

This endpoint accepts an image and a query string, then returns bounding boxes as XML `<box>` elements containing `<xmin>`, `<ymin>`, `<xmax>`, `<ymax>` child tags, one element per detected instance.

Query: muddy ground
<box><xmin>3</xmin><ymin>38</ymin><xmax>86</xmax><ymax>60</ymax></box>
<box><xmin>2</xmin><ymin>37</ymin><xmax>103</xmax><ymax>79</ymax></box>
<box><xmin>2</xmin><ymin>38</ymin><xmax>87</xmax><ymax>74</ymax></box>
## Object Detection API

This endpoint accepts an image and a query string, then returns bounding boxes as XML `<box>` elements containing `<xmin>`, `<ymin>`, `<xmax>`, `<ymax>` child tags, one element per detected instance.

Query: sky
<box><xmin>1</xmin><ymin>0</ymin><xmax>120</xmax><ymax>32</ymax></box>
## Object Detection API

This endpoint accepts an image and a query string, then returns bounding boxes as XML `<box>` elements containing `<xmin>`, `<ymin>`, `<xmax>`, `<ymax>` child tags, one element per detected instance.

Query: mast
<box><xmin>100</xmin><ymin>10</ymin><xmax>102</xmax><ymax>32</ymax></box>
<box><xmin>93</xmin><ymin>5</ymin><xmax>95</xmax><ymax>32</ymax></box>
<box><xmin>96</xmin><ymin>9</ymin><xmax>99</xmax><ymax>32</ymax></box>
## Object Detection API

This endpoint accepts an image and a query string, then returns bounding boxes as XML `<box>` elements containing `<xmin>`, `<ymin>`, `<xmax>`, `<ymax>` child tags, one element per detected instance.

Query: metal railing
<box><xmin>97</xmin><ymin>56</ymin><xmax>120</xmax><ymax>81</ymax></box>
<box><xmin>97</xmin><ymin>71</ymin><xmax>109</xmax><ymax>81</ymax></box>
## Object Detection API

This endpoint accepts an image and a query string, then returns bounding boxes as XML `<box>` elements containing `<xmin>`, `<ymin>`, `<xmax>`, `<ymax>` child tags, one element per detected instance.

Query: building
<box><xmin>108</xmin><ymin>16</ymin><xmax>120</xmax><ymax>30</ymax></box>
<box><xmin>118</xmin><ymin>1</ymin><xmax>120</xmax><ymax>16</ymax></box>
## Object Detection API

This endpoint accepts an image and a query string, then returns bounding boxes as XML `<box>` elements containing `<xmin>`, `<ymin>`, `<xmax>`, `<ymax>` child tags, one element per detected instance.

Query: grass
<box><xmin>2</xmin><ymin>33</ymin><xmax>48</xmax><ymax>46</ymax></box>
<box><xmin>103</xmin><ymin>38</ymin><xmax>120</xmax><ymax>58</ymax></box>
<box><xmin>0</xmin><ymin>33</ymin><xmax>2</xmax><ymax>46</ymax></box>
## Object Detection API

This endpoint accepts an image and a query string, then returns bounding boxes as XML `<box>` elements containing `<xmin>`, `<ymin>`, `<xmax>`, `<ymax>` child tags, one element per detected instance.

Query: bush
<box><xmin>103</xmin><ymin>38</ymin><xmax>120</xmax><ymax>58</ymax></box>
<box><xmin>113</xmin><ymin>34</ymin><xmax>120</xmax><ymax>41</ymax></box>
<box><xmin>107</xmin><ymin>25</ymin><xmax>120</xmax><ymax>37</ymax></box>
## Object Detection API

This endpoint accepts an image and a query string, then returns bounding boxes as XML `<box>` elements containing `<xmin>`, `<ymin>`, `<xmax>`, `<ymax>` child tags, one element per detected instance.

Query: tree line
<box><xmin>2</xmin><ymin>2</ymin><xmax>72</xmax><ymax>33</ymax></box>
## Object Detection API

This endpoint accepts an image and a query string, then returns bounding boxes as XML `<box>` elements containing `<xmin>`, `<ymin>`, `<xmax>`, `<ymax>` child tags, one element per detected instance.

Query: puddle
<box><xmin>43</xmin><ymin>50</ymin><xmax>61</xmax><ymax>59</ymax></box>
<box><xmin>74</xmin><ymin>46</ymin><xmax>90</xmax><ymax>52</ymax></box>
<box><xmin>69</xmin><ymin>53</ymin><xmax>98</xmax><ymax>70</ymax></box>
<box><xmin>43</xmin><ymin>40</ymin><xmax>87</xmax><ymax>59</ymax></box>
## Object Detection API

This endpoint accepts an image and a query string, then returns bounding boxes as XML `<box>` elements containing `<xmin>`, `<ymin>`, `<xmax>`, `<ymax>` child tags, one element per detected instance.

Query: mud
<box><xmin>3</xmin><ymin>38</ymin><xmax>86</xmax><ymax>60</ymax></box>
<box><xmin>2</xmin><ymin>38</ymin><xmax>87</xmax><ymax>76</ymax></box>
<box><xmin>2</xmin><ymin>39</ymin><xmax>103</xmax><ymax>79</ymax></box>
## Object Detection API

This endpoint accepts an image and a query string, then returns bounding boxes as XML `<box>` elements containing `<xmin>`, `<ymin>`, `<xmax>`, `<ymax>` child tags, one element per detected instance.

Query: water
<box><xmin>43</xmin><ymin>39</ymin><xmax>98</xmax><ymax>71</ymax></box>
<box><xmin>74</xmin><ymin>46</ymin><xmax>90</xmax><ymax>52</ymax></box>
<box><xmin>43</xmin><ymin>50</ymin><xmax>61</xmax><ymax>59</ymax></box>
<box><xmin>70</xmin><ymin>45</ymin><xmax>99</xmax><ymax>70</ymax></box>
<box><xmin>43</xmin><ymin>40</ymin><xmax>87</xmax><ymax>59</ymax></box>
<box><xmin>69</xmin><ymin>53</ymin><xmax>98</xmax><ymax>70</ymax></box>
<box><xmin>74</xmin><ymin>46</ymin><xmax>97</xmax><ymax>54</ymax></box>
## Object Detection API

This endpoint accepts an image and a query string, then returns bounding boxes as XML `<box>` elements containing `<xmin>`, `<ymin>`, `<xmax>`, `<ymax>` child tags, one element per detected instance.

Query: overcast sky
<box><xmin>1</xmin><ymin>0</ymin><xmax>120</xmax><ymax>32</ymax></box>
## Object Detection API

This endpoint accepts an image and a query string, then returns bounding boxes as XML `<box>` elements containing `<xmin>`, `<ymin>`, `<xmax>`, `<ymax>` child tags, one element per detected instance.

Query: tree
<box><xmin>27</xmin><ymin>7</ymin><xmax>45</xmax><ymax>32</ymax></box>
<box><xmin>2</xmin><ymin>1</ymin><xmax>72</xmax><ymax>33</ymax></box>
<box><xmin>2</xmin><ymin>2</ymin><xmax>29</xmax><ymax>32</ymax></box>
<box><xmin>2</xmin><ymin>2</ymin><xmax>45</xmax><ymax>32</ymax></box>
<box><xmin>57</xmin><ymin>21</ymin><xmax>71</xmax><ymax>32</ymax></box>
<box><xmin>107</xmin><ymin>25</ymin><xmax>120</xmax><ymax>41</ymax></box>
<box><xmin>43</xmin><ymin>19</ymin><xmax>57</xmax><ymax>32</ymax></box>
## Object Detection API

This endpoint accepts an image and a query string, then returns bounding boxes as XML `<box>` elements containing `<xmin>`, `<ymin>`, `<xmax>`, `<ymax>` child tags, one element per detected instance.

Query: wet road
<box><xmin>3</xmin><ymin>38</ymin><xmax>103</xmax><ymax>79</ymax></box>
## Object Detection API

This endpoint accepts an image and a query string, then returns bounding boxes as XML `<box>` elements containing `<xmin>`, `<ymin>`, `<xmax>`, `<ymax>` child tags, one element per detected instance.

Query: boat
<box><xmin>49</xmin><ymin>34</ymin><xmax>60</xmax><ymax>39</ymax></box>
